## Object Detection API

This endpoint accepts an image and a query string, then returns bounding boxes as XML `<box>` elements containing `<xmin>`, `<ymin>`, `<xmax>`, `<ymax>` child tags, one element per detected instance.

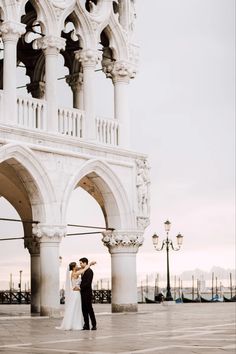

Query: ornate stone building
<box><xmin>0</xmin><ymin>0</ymin><xmax>150</xmax><ymax>316</ymax></box>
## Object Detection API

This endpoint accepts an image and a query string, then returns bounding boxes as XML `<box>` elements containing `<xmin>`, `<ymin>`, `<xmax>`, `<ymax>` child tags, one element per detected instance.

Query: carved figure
<box><xmin>136</xmin><ymin>159</ymin><xmax>150</xmax><ymax>216</ymax></box>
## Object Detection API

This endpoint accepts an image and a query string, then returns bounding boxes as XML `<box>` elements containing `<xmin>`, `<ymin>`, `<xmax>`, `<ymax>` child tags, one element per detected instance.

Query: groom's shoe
<box><xmin>91</xmin><ymin>326</ymin><xmax>97</xmax><ymax>330</ymax></box>
<box><xmin>83</xmin><ymin>326</ymin><xmax>90</xmax><ymax>330</ymax></box>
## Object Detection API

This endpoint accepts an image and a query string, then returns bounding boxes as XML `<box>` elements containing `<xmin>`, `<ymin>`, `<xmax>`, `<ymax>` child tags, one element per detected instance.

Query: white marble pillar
<box><xmin>103</xmin><ymin>61</ymin><xmax>136</xmax><ymax>148</ymax></box>
<box><xmin>0</xmin><ymin>21</ymin><xmax>25</xmax><ymax>124</ymax></box>
<box><xmin>25</xmin><ymin>239</ymin><xmax>40</xmax><ymax>314</ymax></box>
<box><xmin>33</xmin><ymin>224</ymin><xmax>66</xmax><ymax>317</ymax></box>
<box><xmin>102</xmin><ymin>230</ymin><xmax>144</xmax><ymax>312</ymax></box>
<box><xmin>75</xmin><ymin>49</ymin><xmax>101</xmax><ymax>140</ymax></box>
<box><xmin>35</xmin><ymin>36</ymin><xmax>65</xmax><ymax>132</ymax></box>
<box><xmin>66</xmin><ymin>72</ymin><xmax>84</xmax><ymax>110</ymax></box>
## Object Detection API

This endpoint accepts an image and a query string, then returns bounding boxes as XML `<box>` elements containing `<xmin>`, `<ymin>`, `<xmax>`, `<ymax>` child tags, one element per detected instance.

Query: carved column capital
<box><xmin>25</xmin><ymin>238</ymin><xmax>40</xmax><ymax>255</ymax></box>
<box><xmin>0</xmin><ymin>21</ymin><xmax>25</xmax><ymax>42</ymax></box>
<box><xmin>26</xmin><ymin>81</ymin><xmax>45</xmax><ymax>99</ymax></box>
<box><xmin>75</xmin><ymin>49</ymin><xmax>101</xmax><ymax>69</ymax></box>
<box><xmin>33</xmin><ymin>36</ymin><xmax>66</xmax><ymax>54</ymax></box>
<box><xmin>102</xmin><ymin>60</ymin><xmax>137</xmax><ymax>83</ymax></box>
<box><xmin>66</xmin><ymin>72</ymin><xmax>83</xmax><ymax>90</ymax></box>
<box><xmin>33</xmin><ymin>224</ymin><xmax>66</xmax><ymax>243</ymax></box>
<box><xmin>102</xmin><ymin>230</ymin><xmax>144</xmax><ymax>254</ymax></box>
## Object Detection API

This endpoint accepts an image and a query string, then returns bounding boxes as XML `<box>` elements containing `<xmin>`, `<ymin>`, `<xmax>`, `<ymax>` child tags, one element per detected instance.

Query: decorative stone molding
<box><xmin>33</xmin><ymin>36</ymin><xmax>66</xmax><ymax>53</ymax></box>
<box><xmin>136</xmin><ymin>158</ymin><xmax>150</xmax><ymax>217</ymax></box>
<box><xmin>33</xmin><ymin>224</ymin><xmax>67</xmax><ymax>242</ymax></box>
<box><xmin>75</xmin><ymin>49</ymin><xmax>102</xmax><ymax>69</ymax></box>
<box><xmin>25</xmin><ymin>238</ymin><xmax>40</xmax><ymax>255</ymax></box>
<box><xmin>102</xmin><ymin>230</ymin><xmax>144</xmax><ymax>253</ymax></box>
<box><xmin>26</xmin><ymin>81</ymin><xmax>45</xmax><ymax>99</ymax></box>
<box><xmin>137</xmin><ymin>216</ymin><xmax>150</xmax><ymax>230</ymax></box>
<box><xmin>0</xmin><ymin>21</ymin><xmax>25</xmax><ymax>42</ymax></box>
<box><xmin>51</xmin><ymin>0</ymin><xmax>76</xmax><ymax>9</ymax></box>
<box><xmin>102</xmin><ymin>60</ymin><xmax>137</xmax><ymax>83</ymax></box>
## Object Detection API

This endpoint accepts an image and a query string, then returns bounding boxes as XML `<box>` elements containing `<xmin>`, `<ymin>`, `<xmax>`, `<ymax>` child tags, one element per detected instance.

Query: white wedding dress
<box><xmin>57</xmin><ymin>275</ymin><xmax>84</xmax><ymax>330</ymax></box>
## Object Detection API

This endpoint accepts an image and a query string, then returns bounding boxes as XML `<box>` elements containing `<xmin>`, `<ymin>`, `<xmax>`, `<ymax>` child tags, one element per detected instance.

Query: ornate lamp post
<box><xmin>152</xmin><ymin>220</ymin><xmax>183</xmax><ymax>301</ymax></box>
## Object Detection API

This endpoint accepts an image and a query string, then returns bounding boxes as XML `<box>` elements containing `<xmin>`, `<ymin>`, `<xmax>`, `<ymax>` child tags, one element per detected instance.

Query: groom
<box><xmin>79</xmin><ymin>257</ymin><xmax>97</xmax><ymax>330</ymax></box>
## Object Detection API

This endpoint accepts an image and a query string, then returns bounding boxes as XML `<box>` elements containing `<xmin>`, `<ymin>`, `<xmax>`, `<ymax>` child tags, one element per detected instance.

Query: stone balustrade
<box><xmin>58</xmin><ymin>106</ymin><xmax>84</xmax><ymax>138</ymax></box>
<box><xmin>17</xmin><ymin>96</ymin><xmax>46</xmax><ymax>130</ymax></box>
<box><xmin>0</xmin><ymin>92</ymin><xmax>120</xmax><ymax>146</ymax></box>
<box><xmin>96</xmin><ymin>116</ymin><xmax>119</xmax><ymax>146</ymax></box>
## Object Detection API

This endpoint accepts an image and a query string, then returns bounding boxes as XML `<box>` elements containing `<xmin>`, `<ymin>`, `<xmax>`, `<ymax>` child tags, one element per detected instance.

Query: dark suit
<box><xmin>80</xmin><ymin>268</ymin><xmax>96</xmax><ymax>329</ymax></box>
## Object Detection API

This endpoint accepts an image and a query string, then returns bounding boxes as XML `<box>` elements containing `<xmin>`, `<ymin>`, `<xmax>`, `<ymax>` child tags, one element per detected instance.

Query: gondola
<box><xmin>181</xmin><ymin>294</ymin><xmax>200</xmax><ymax>303</ymax></box>
<box><xmin>223</xmin><ymin>295</ymin><xmax>236</xmax><ymax>302</ymax></box>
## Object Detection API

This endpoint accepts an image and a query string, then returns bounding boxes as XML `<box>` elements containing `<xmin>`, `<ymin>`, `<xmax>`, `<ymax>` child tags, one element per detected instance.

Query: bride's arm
<box><xmin>76</xmin><ymin>261</ymin><xmax>96</xmax><ymax>276</ymax></box>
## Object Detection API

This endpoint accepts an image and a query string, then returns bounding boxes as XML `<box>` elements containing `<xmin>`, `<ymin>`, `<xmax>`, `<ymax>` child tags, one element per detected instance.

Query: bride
<box><xmin>57</xmin><ymin>260</ymin><xmax>96</xmax><ymax>330</ymax></box>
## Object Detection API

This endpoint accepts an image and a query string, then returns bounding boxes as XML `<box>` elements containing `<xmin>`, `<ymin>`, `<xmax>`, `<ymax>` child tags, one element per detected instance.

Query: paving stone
<box><xmin>0</xmin><ymin>303</ymin><xmax>235</xmax><ymax>353</ymax></box>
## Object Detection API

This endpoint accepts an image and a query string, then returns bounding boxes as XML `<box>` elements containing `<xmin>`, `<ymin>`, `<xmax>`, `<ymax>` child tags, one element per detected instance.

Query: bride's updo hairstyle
<box><xmin>69</xmin><ymin>262</ymin><xmax>76</xmax><ymax>271</ymax></box>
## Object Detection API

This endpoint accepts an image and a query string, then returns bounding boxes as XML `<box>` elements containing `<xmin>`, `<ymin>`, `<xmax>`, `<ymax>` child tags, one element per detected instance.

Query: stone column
<box><xmin>25</xmin><ymin>239</ymin><xmax>40</xmax><ymax>314</ymax></box>
<box><xmin>102</xmin><ymin>230</ymin><xmax>144</xmax><ymax>312</ymax></box>
<box><xmin>103</xmin><ymin>61</ymin><xmax>136</xmax><ymax>148</ymax></box>
<box><xmin>75</xmin><ymin>49</ymin><xmax>101</xmax><ymax>140</ymax></box>
<box><xmin>33</xmin><ymin>224</ymin><xmax>66</xmax><ymax>317</ymax></box>
<box><xmin>35</xmin><ymin>36</ymin><xmax>65</xmax><ymax>132</ymax></box>
<box><xmin>66</xmin><ymin>72</ymin><xmax>83</xmax><ymax>109</ymax></box>
<box><xmin>0</xmin><ymin>21</ymin><xmax>25</xmax><ymax>124</ymax></box>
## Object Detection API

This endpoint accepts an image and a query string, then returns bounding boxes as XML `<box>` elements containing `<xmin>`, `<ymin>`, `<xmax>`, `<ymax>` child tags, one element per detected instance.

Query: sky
<box><xmin>0</xmin><ymin>0</ymin><xmax>235</xmax><ymax>290</ymax></box>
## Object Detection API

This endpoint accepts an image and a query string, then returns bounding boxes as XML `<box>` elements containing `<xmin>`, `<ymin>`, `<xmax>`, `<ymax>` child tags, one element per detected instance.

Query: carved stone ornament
<box><xmin>0</xmin><ymin>21</ymin><xmax>26</xmax><ymax>41</ymax></box>
<box><xmin>136</xmin><ymin>158</ymin><xmax>150</xmax><ymax>217</ymax></box>
<box><xmin>102</xmin><ymin>60</ymin><xmax>136</xmax><ymax>83</ymax></box>
<box><xmin>33</xmin><ymin>36</ymin><xmax>66</xmax><ymax>52</ymax></box>
<box><xmin>33</xmin><ymin>224</ymin><xmax>67</xmax><ymax>242</ymax></box>
<box><xmin>25</xmin><ymin>238</ymin><xmax>40</xmax><ymax>255</ymax></box>
<box><xmin>51</xmin><ymin>0</ymin><xmax>76</xmax><ymax>9</ymax></box>
<box><xmin>102</xmin><ymin>230</ymin><xmax>144</xmax><ymax>252</ymax></box>
<box><xmin>66</xmin><ymin>72</ymin><xmax>83</xmax><ymax>90</ymax></box>
<box><xmin>26</xmin><ymin>81</ymin><xmax>45</xmax><ymax>99</ymax></box>
<box><xmin>75</xmin><ymin>49</ymin><xmax>102</xmax><ymax>68</ymax></box>
<box><xmin>137</xmin><ymin>217</ymin><xmax>150</xmax><ymax>230</ymax></box>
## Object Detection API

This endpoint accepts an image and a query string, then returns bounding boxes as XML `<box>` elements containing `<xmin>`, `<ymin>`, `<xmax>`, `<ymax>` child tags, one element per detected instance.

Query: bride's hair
<box><xmin>69</xmin><ymin>262</ymin><xmax>76</xmax><ymax>271</ymax></box>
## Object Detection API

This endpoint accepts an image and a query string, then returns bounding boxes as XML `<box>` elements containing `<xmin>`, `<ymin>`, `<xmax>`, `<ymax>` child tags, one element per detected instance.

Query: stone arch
<box><xmin>99</xmin><ymin>18</ymin><xmax>129</xmax><ymax>61</ymax></box>
<box><xmin>71</xmin><ymin>5</ymin><xmax>97</xmax><ymax>49</ymax></box>
<box><xmin>0</xmin><ymin>143</ymin><xmax>56</xmax><ymax>226</ymax></box>
<box><xmin>62</xmin><ymin>159</ymin><xmax>134</xmax><ymax>230</ymax></box>
<box><xmin>19</xmin><ymin>0</ymin><xmax>56</xmax><ymax>35</ymax></box>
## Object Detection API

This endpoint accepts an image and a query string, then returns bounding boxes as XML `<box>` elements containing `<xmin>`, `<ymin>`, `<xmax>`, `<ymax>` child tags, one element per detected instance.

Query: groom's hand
<box><xmin>73</xmin><ymin>286</ymin><xmax>80</xmax><ymax>291</ymax></box>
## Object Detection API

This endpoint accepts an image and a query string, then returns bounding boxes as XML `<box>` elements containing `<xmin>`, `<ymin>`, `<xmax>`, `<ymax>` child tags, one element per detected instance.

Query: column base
<box><xmin>31</xmin><ymin>304</ymin><xmax>40</xmax><ymax>314</ymax></box>
<box><xmin>112</xmin><ymin>303</ymin><xmax>138</xmax><ymax>313</ymax></box>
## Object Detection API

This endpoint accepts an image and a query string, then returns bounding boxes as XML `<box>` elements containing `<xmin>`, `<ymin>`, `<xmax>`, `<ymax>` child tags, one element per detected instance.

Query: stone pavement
<box><xmin>0</xmin><ymin>303</ymin><xmax>235</xmax><ymax>354</ymax></box>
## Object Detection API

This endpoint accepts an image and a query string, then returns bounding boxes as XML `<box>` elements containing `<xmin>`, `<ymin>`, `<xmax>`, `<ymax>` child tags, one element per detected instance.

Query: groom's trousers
<box><xmin>81</xmin><ymin>291</ymin><xmax>96</xmax><ymax>328</ymax></box>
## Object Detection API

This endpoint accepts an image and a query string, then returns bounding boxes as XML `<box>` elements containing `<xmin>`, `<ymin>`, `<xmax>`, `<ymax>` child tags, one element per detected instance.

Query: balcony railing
<box><xmin>17</xmin><ymin>96</ymin><xmax>46</xmax><ymax>130</ymax></box>
<box><xmin>58</xmin><ymin>107</ymin><xmax>84</xmax><ymax>138</ymax></box>
<box><xmin>96</xmin><ymin>116</ymin><xmax>119</xmax><ymax>146</ymax></box>
<box><xmin>0</xmin><ymin>93</ymin><xmax>120</xmax><ymax>146</ymax></box>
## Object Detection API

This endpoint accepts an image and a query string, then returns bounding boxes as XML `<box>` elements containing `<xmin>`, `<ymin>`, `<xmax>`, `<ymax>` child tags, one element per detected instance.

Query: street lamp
<box><xmin>152</xmin><ymin>220</ymin><xmax>183</xmax><ymax>301</ymax></box>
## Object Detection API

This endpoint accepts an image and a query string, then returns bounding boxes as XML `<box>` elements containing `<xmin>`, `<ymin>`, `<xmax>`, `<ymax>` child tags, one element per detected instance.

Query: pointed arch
<box><xmin>62</xmin><ymin>159</ymin><xmax>134</xmax><ymax>229</ymax></box>
<box><xmin>0</xmin><ymin>143</ymin><xmax>56</xmax><ymax>223</ymax></box>
<box><xmin>100</xmin><ymin>17</ymin><xmax>129</xmax><ymax>61</ymax></box>
<box><xmin>19</xmin><ymin>0</ymin><xmax>56</xmax><ymax>35</ymax></box>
